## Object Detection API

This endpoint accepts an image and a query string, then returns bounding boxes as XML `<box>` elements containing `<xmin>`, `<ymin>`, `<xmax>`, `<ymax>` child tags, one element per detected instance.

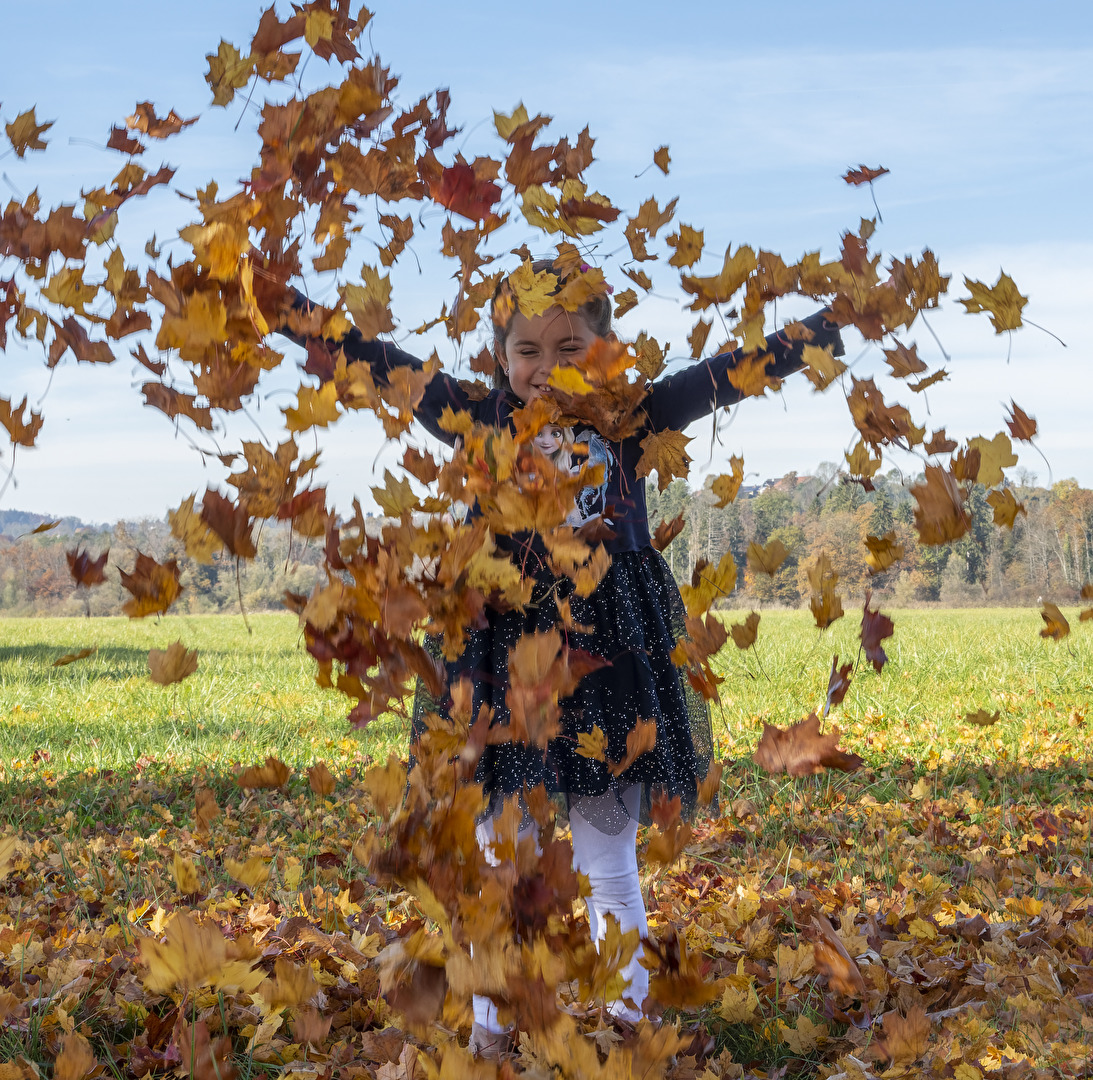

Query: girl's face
<box><xmin>534</xmin><ymin>425</ymin><xmax>565</xmax><ymax>455</ymax></box>
<box><xmin>496</xmin><ymin>305</ymin><xmax>613</xmax><ymax>403</ymax></box>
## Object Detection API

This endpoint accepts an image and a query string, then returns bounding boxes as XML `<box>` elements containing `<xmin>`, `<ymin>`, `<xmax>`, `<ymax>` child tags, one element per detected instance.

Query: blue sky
<box><xmin>2</xmin><ymin>1</ymin><xmax>1091</xmax><ymax>521</ymax></box>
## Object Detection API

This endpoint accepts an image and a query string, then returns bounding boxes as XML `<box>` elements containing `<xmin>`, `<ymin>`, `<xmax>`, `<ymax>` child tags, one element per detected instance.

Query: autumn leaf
<box><xmin>651</xmin><ymin>512</ymin><xmax>685</xmax><ymax>552</ymax></box>
<box><xmin>1006</xmin><ymin>400</ymin><xmax>1037</xmax><ymax>441</ymax></box>
<box><xmin>53</xmin><ymin>1033</ymin><xmax>97</xmax><ymax>1080</ymax></box>
<box><xmin>845</xmin><ymin>440</ymin><xmax>882</xmax><ymax>484</ymax></box>
<box><xmin>911</xmin><ymin>466</ymin><xmax>970</xmax><ymax>546</ymax></box>
<box><xmin>5</xmin><ymin>107</ymin><xmax>53</xmax><ymax>156</ymax></box>
<box><xmin>807</xmin><ymin>552</ymin><xmax>843</xmax><ymax>629</ymax></box>
<box><xmin>283</xmin><ymin>380</ymin><xmax>341</xmax><ymax>432</ymax></box>
<box><xmin>575</xmin><ymin>725</ymin><xmax>606</xmax><ymax>761</ymax></box>
<box><xmin>608</xmin><ymin>718</ymin><xmax>657</xmax><ymax>777</ymax></box>
<box><xmin>653</xmin><ymin>145</ymin><xmax>670</xmax><ymax>174</ymax></box>
<box><xmin>308</xmin><ymin>760</ymin><xmax>336</xmax><ymax>795</ymax></box>
<box><xmin>1039</xmin><ymin>602</ymin><xmax>1070</xmax><ymax>641</ymax></box>
<box><xmin>959</xmin><ymin>271</ymin><xmax>1028</xmax><ymax>333</ymax></box>
<box><xmin>667</xmin><ymin>224</ymin><xmax>704</xmax><ymax>269</ymax></box>
<box><xmin>0</xmin><ymin>395</ymin><xmax>45</xmax><ymax>447</ymax></box>
<box><xmin>637</xmin><ymin>429</ymin><xmax>693</xmax><ymax>492</ymax></box>
<box><xmin>965</xmin><ymin>709</ymin><xmax>1001</xmax><ymax>727</ymax></box>
<box><xmin>825</xmin><ymin>655</ymin><xmax>853</xmax><ymax>715</ymax></box>
<box><xmin>987</xmin><ymin>487</ymin><xmax>1026</xmax><ymax>528</ymax></box>
<box><xmin>206</xmin><ymin>40</ymin><xmax>254</xmax><ymax>107</ymax></box>
<box><xmin>140</xmin><ymin>911</ymin><xmax>262</xmax><ymax>994</ymax></box>
<box><xmin>171</xmin><ymin>851</ymin><xmax>201</xmax><ymax>895</ymax></box>
<box><xmin>883</xmin><ymin>340</ymin><xmax>927</xmax><ymax>378</ymax></box>
<box><xmin>236</xmin><ymin>755</ymin><xmax>291</xmax><ymax>789</ymax></box>
<box><xmin>66</xmin><ymin>547</ymin><xmax>109</xmax><ymax>588</ymax></box>
<box><xmin>119</xmin><ymin>552</ymin><xmax>182</xmax><ymax>618</ymax></box>
<box><xmin>148</xmin><ymin>640</ymin><xmax>198</xmax><ymax>686</ymax></box>
<box><xmin>194</xmin><ymin>787</ymin><xmax>220</xmax><ymax>835</ymax></box>
<box><xmin>679</xmin><ymin>550</ymin><xmax>737</xmax><ymax>617</ymax></box>
<box><xmin>200</xmin><ymin>488</ymin><xmax>257</xmax><ymax>559</ymax></box>
<box><xmin>169</xmin><ymin>495</ymin><xmax>223</xmax><ymax>563</ymax></box>
<box><xmin>748</xmin><ymin>538</ymin><xmax>788</xmax><ymax>576</ymax></box>
<box><xmin>843</xmin><ymin>164</ymin><xmax>889</xmax><ymax>185</ymax></box>
<box><xmin>967</xmin><ymin>431</ymin><xmax>1017</xmax><ymax>486</ymax></box>
<box><xmin>877</xmin><ymin>1005</ymin><xmax>930</xmax><ymax>1066</ymax></box>
<box><xmin>681</xmin><ymin>244</ymin><xmax>756</xmax><ymax>310</ymax></box>
<box><xmin>126</xmin><ymin>101</ymin><xmax>198</xmax><ymax>138</ymax></box>
<box><xmin>753</xmin><ymin>713</ymin><xmax>863</xmax><ymax>776</ymax></box>
<box><xmin>710</xmin><ymin>457</ymin><xmax>744</xmax><ymax>507</ymax></box>
<box><xmin>729</xmin><ymin>611</ymin><xmax>760</xmax><ymax>650</ymax></box>
<box><xmin>864</xmin><ymin>531</ymin><xmax>903</xmax><ymax>574</ymax></box>
<box><xmin>52</xmin><ymin>648</ymin><xmax>96</xmax><ymax>668</ymax></box>
<box><xmin>861</xmin><ymin>592</ymin><xmax>894</xmax><ymax>673</ymax></box>
<box><xmin>801</xmin><ymin>343</ymin><xmax>846</xmax><ymax>391</ymax></box>
<box><xmin>224</xmin><ymin>856</ymin><xmax>270</xmax><ymax>891</ymax></box>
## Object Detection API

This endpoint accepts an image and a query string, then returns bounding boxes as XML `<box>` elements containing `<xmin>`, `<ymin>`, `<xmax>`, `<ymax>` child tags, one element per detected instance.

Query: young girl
<box><xmin>281</xmin><ymin>263</ymin><xmax>843</xmax><ymax>1054</ymax></box>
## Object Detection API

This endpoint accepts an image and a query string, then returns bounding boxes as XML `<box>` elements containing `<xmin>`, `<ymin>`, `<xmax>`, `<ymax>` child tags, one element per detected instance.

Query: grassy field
<box><xmin>1</xmin><ymin>608</ymin><xmax>1088</xmax><ymax>785</ymax></box>
<box><xmin>1</xmin><ymin>610</ymin><xmax>1091</xmax><ymax>1079</ymax></box>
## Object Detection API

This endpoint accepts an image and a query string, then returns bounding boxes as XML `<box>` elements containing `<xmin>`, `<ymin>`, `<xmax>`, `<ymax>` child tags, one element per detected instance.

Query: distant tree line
<box><xmin>2</xmin><ymin>465</ymin><xmax>1090</xmax><ymax>616</ymax></box>
<box><xmin>647</xmin><ymin>466</ymin><xmax>1092</xmax><ymax>608</ymax></box>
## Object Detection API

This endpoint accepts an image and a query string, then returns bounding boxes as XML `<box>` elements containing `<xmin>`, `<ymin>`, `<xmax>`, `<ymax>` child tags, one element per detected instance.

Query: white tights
<box><xmin>471</xmin><ymin>785</ymin><xmax>648</xmax><ymax>1033</ymax></box>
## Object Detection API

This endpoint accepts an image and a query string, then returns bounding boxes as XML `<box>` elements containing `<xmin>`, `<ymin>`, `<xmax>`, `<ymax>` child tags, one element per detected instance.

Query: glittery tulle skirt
<box><xmin>410</xmin><ymin>546</ymin><xmax>712</xmax><ymax>826</ymax></box>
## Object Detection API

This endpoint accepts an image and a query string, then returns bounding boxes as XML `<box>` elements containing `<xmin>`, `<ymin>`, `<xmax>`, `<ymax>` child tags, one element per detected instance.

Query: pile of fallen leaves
<box><xmin>2</xmin><ymin>750</ymin><xmax>1092</xmax><ymax>1079</ymax></box>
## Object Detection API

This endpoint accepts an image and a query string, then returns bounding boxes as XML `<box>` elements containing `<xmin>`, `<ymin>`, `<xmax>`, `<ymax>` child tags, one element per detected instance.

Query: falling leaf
<box><xmin>730</xmin><ymin>611</ymin><xmax>760</xmax><ymax>650</ymax></box>
<box><xmin>807</xmin><ymin>553</ymin><xmax>843</xmax><ymax>629</ymax></box>
<box><xmin>967</xmin><ymin>431</ymin><xmax>1018</xmax><ymax>487</ymax></box>
<box><xmin>224</xmin><ymin>856</ymin><xmax>271</xmax><ymax>891</ymax></box>
<box><xmin>986</xmin><ymin>487</ymin><xmax>1026</xmax><ymax>528</ymax></box>
<box><xmin>810</xmin><ymin>915</ymin><xmax>866</xmax><ymax>997</ymax></box>
<box><xmin>52</xmin><ymin>648</ymin><xmax>96</xmax><ymax>668</ymax></box>
<box><xmin>911</xmin><ymin>466</ymin><xmax>970</xmax><ymax>546</ymax></box>
<box><xmin>651</xmin><ymin>512</ymin><xmax>685</xmax><ymax>552</ymax></box>
<box><xmin>653</xmin><ymin>145</ymin><xmax>670</xmax><ymax>174</ymax></box>
<box><xmin>308</xmin><ymin>761</ymin><xmax>336</xmax><ymax>795</ymax></box>
<box><xmin>1039</xmin><ymin>603</ymin><xmax>1070</xmax><ymax>641</ymax></box>
<box><xmin>710</xmin><ymin>458</ymin><xmax>745</xmax><ymax>508</ymax></box>
<box><xmin>959</xmin><ymin>271</ymin><xmax>1028</xmax><ymax>333</ymax></box>
<box><xmin>965</xmin><ymin>709</ymin><xmax>1001</xmax><ymax>727</ymax></box>
<box><xmin>608</xmin><ymin>718</ymin><xmax>657</xmax><ymax>777</ymax></box>
<box><xmin>66</xmin><ymin>547</ymin><xmax>109</xmax><ymax>588</ymax></box>
<box><xmin>637</xmin><ymin>429</ymin><xmax>693</xmax><ymax>492</ymax></box>
<box><xmin>1005</xmin><ymin>400</ymin><xmax>1037</xmax><ymax>442</ymax></box>
<box><xmin>748</xmin><ymin>538</ymin><xmax>788</xmax><ymax>577</ymax></box>
<box><xmin>194</xmin><ymin>787</ymin><xmax>220</xmax><ymax>835</ymax></box>
<box><xmin>119</xmin><ymin>552</ymin><xmax>182</xmax><ymax>618</ymax></box>
<box><xmin>5</xmin><ymin>107</ymin><xmax>53</xmax><ymax>157</ymax></box>
<box><xmin>843</xmin><ymin>164</ymin><xmax>889</xmax><ymax>185</ymax></box>
<box><xmin>861</xmin><ymin>592</ymin><xmax>894</xmax><ymax>673</ymax></box>
<box><xmin>53</xmin><ymin>1033</ymin><xmax>97</xmax><ymax>1080</ymax></box>
<box><xmin>753</xmin><ymin>713</ymin><xmax>863</xmax><ymax>776</ymax></box>
<box><xmin>236</xmin><ymin>756</ymin><xmax>291</xmax><ymax>789</ymax></box>
<box><xmin>864</xmin><ymin>531</ymin><xmax>903</xmax><ymax>574</ymax></box>
<box><xmin>826</xmin><ymin>655</ymin><xmax>853</xmax><ymax>714</ymax></box>
<box><xmin>171</xmin><ymin>852</ymin><xmax>201</xmax><ymax>895</ymax></box>
<box><xmin>575</xmin><ymin>725</ymin><xmax>607</xmax><ymax>761</ymax></box>
<box><xmin>0</xmin><ymin>395</ymin><xmax>45</xmax><ymax>447</ymax></box>
<box><xmin>148</xmin><ymin>640</ymin><xmax>198</xmax><ymax>686</ymax></box>
<box><xmin>877</xmin><ymin>1005</ymin><xmax>930</xmax><ymax>1066</ymax></box>
<box><xmin>801</xmin><ymin>343</ymin><xmax>846</xmax><ymax>391</ymax></box>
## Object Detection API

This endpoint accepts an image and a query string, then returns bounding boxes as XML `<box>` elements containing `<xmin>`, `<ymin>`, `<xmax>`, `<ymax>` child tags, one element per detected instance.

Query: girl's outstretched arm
<box><xmin>275</xmin><ymin>288</ymin><xmax>484</xmax><ymax>445</ymax></box>
<box><xmin>642</xmin><ymin>309</ymin><xmax>843</xmax><ymax>432</ymax></box>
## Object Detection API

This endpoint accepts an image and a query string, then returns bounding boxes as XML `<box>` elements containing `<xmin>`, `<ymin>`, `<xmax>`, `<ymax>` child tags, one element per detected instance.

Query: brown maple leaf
<box><xmin>911</xmin><ymin>466</ymin><xmax>970</xmax><ymax>546</ymax></box>
<box><xmin>748</xmin><ymin>538</ymin><xmax>788</xmax><ymax>577</ymax></box>
<box><xmin>118</xmin><ymin>552</ymin><xmax>182</xmax><ymax>618</ymax></box>
<box><xmin>729</xmin><ymin>611</ymin><xmax>760</xmax><ymax>650</ymax></box>
<box><xmin>235</xmin><ymin>755</ymin><xmax>291</xmax><ymax>789</ymax></box>
<box><xmin>959</xmin><ymin>271</ymin><xmax>1028</xmax><ymax>333</ymax></box>
<box><xmin>810</xmin><ymin>914</ymin><xmax>866</xmax><ymax>998</ymax></box>
<box><xmin>825</xmin><ymin>655</ymin><xmax>853</xmax><ymax>715</ymax></box>
<box><xmin>200</xmin><ymin>488</ymin><xmax>257</xmax><ymax>558</ymax></box>
<box><xmin>148</xmin><ymin>641</ymin><xmax>199</xmax><ymax>686</ymax></box>
<box><xmin>861</xmin><ymin>592</ymin><xmax>894</xmax><ymax>673</ymax></box>
<box><xmin>1039</xmin><ymin>602</ymin><xmax>1070</xmax><ymax>641</ymax></box>
<box><xmin>66</xmin><ymin>547</ymin><xmax>109</xmax><ymax>588</ymax></box>
<box><xmin>651</xmin><ymin>512</ymin><xmax>685</xmax><ymax>552</ymax></box>
<box><xmin>753</xmin><ymin>713</ymin><xmax>863</xmax><ymax>776</ymax></box>
<box><xmin>637</xmin><ymin>429</ymin><xmax>693</xmax><ymax>492</ymax></box>
<box><xmin>126</xmin><ymin>102</ymin><xmax>198</xmax><ymax>138</ymax></box>
<box><xmin>0</xmin><ymin>395</ymin><xmax>45</xmax><ymax>447</ymax></box>
<box><xmin>1005</xmin><ymin>399</ymin><xmax>1038</xmax><ymax>441</ymax></box>
<box><xmin>843</xmin><ymin>164</ymin><xmax>889</xmax><ymax>186</ymax></box>
<box><xmin>5</xmin><ymin>108</ymin><xmax>53</xmax><ymax>157</ymax></box>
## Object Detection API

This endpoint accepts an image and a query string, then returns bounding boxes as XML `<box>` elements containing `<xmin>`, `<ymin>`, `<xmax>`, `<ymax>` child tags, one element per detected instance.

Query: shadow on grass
<box><xmin>0</xmin><ymin>642</ymin><xmax>249</xmax><ymax>684</ymax></box>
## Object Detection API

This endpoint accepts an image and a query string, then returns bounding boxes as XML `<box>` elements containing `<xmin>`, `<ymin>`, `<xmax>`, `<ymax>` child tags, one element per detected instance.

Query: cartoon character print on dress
<box><xmin>567</xmin><ymin>431</ymin><xmax>615</xmax><ymax>527</ymax></box>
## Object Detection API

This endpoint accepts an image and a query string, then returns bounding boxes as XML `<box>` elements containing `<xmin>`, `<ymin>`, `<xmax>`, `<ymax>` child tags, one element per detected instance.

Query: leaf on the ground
<box><xmin>235</xmin><ymin>755</ymin><xmax>291</xmax><ymax>790</ymax></box>
<box><xmin>730</xmin><ymin>611</ymin><xmax>760</xmax><ymax>650</ymax></box>
<box><xmin>148</xmin><ymin>640</ymin><xmax>198</xmax><ymax>685</ymax></box>
<box><xmin>877</xmin><ymin>1005</ymin><xmax>930</xmax><ymax>1066</ymax></box>
<box><xmin>748</xmin><ymin>538</ymin><xmax>787</xmax><ymax>577</ymax></box>
<box><xmin>224</xmin><ymin>856</ymin><xmax>270</xmax><ymax>891</ymax></box>
<box><xmin>53</xmin><ymin>648</ymin><xmax>96</xmax><ymax>668</ymax></box>
<box><xmin>754</xmin><ymin>713</ymin><xmax>863</xmax><ymax>776</ymax></box>
<box><xmin>1039</xmin><ymin>602</ymin><xmax>1070</xmax><ymax>641</ymax></box>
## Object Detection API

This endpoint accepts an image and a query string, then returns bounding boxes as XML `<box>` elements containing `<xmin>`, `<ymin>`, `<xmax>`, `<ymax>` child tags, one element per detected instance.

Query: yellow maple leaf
<box><xmin>959</xmin><ymin>271</ymin><xmax>1028</xmax><ymax>333</ymax></box>
<box><xmin>710</xmin><ymin>456</ymin><xmax>744</xmax><ymax>507</ymax></box>
<box><xmin>986</xmin><ymin>487</ymin><xmax>1026</xmax><ymax>528</ymax></box>
<box><xmin>283</xmin><ymin>381</ymin><xmax>341</xmax><ymax>432</ymax></box>
<box><xmin>169</xmin><ymin>495</ymin><xmax>223</xmax><ymax>563</ymax></box>
<box><xmin>343</xmin><ymin>265</ymin><xmax>396</xmax><ymax>339</ymax></box>
<box><xmin>636</xmin><ymin>429</ymin><xmax>693</xmax><ymax>492</ymax></box>
<box><xmin>549</xmin><ymin>365</ymin><xmax>593</xmax><ymax>396</ymax></box>
<box><xmin>801</xmin><ymin>343</ymin><xmax>847</xmax><ymax>391</ymax></box>
<box><xmin>967</xmin><ymin>431</ymin><xmax>1018</xmax><ymax>486</ymax></box>
<box><xmin>224</xmin><ymin>856</ymin><xmax>271</xmax><ymax>891</ymax></box>
<box><xmin>679</xmin><ymin>550</ymin><xmax>737</xmax><ymax>618</ymax></box>
<box><xmin>845</xmin><ymin>440</ymin><xmax>882</xmax><ymax>479</ymax></box>
<box><xmin>575</xmin><ymin>725</ymin><xmax>606</xmax><ymax>761</ymax></box>
<box><xmin>5</xmin><ymin>107</ymin><xmax>53</xmax><ymax>157</ymax></box>
<box><xmin>370</xmin><ymin>469</ymin><xmax>418</xmax><ymax>517</ymax></box>
<box><xmin>171</xmin><ymin>852</ymin><xmax>200</xmax><ymax>895</ymax></box>
<box><xmin>780</xmin><ymin>1015</ymin><xmax>828</xmax><ymax>1054</ymax></box>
